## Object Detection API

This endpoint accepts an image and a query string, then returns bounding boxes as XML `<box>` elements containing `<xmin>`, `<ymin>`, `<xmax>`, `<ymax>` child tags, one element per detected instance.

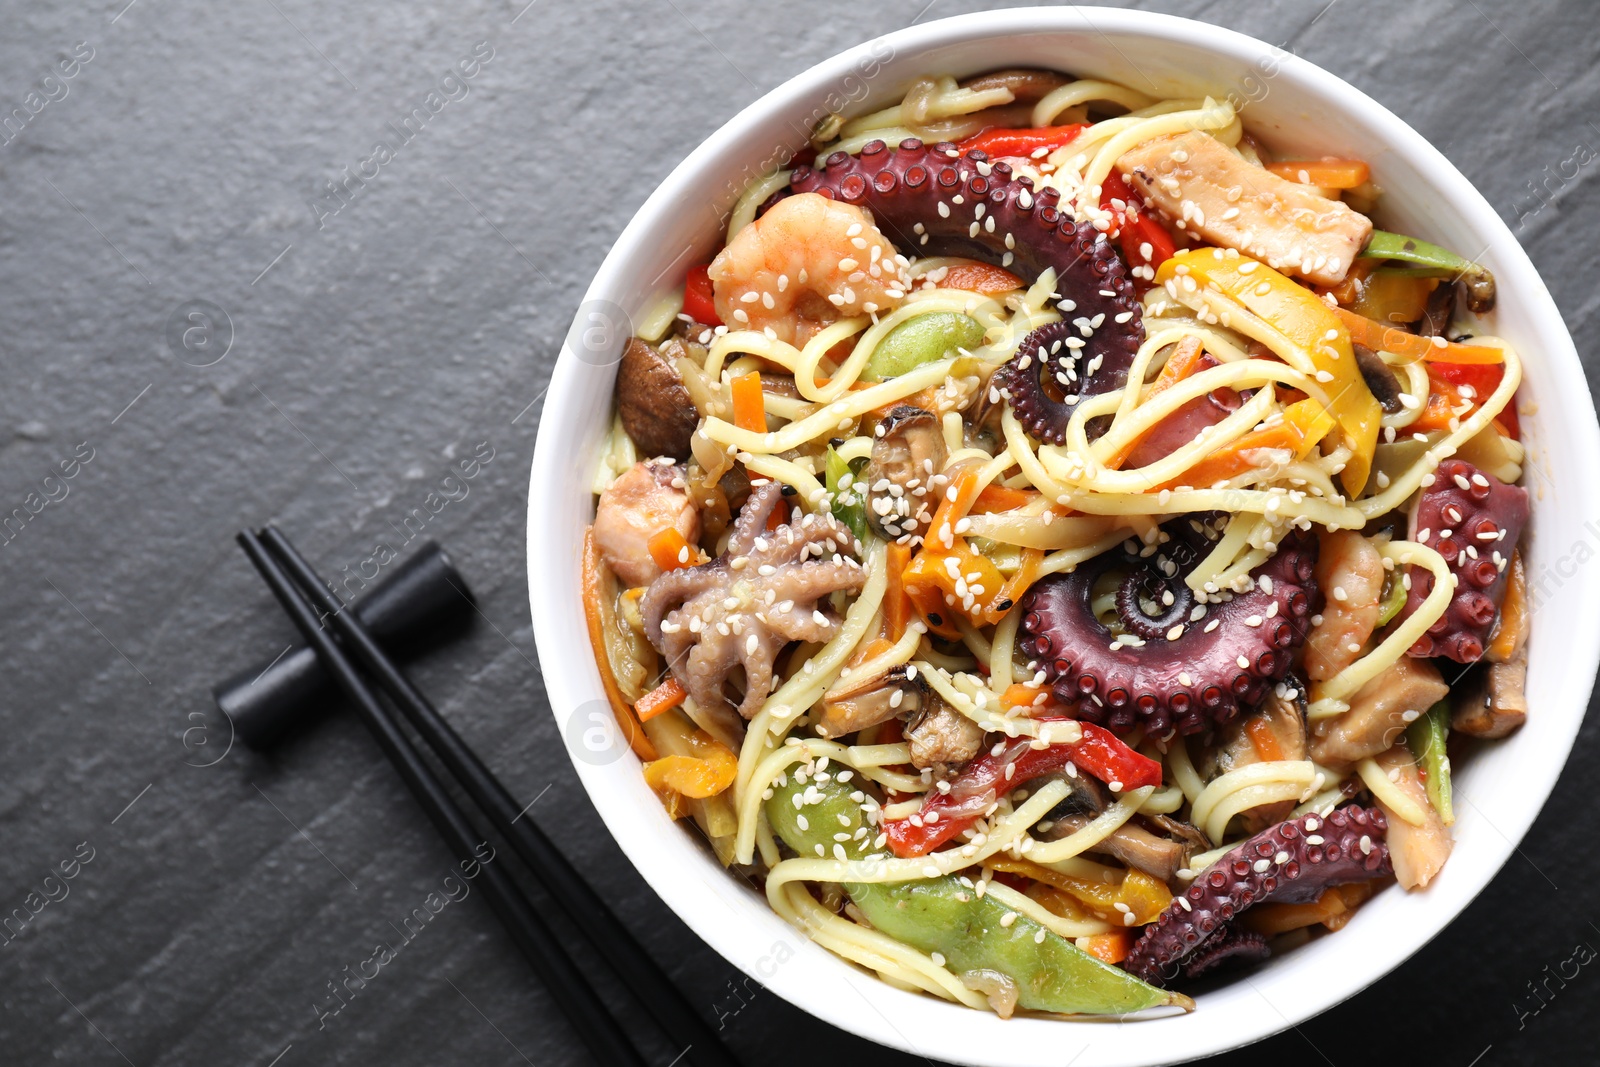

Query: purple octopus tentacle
<box><xmin>1123</xmin><ymin>806</ymin><xmax>1392</xmax><ymax>987</ymax></box>
<box><xmin>790</xmin><ymin>139</ymin><xmax>1143</xmax><ymax>446</ymax></box>
<box><xmin>1018</xmin><ymin>527</ymin><xmax>1320</xmax><ymax>737</ymax></box>
<box><xmin>1399</xmin><ymin>458</ymin><xmax>1530</xmax><ymax>662</ymax></box>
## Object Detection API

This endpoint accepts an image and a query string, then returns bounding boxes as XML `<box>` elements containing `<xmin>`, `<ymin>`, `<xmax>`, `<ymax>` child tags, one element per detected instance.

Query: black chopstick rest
<box><xmin>214</xmin><ymin>541</ymin><xmax>474</xmax><ymax>747</ymax></box>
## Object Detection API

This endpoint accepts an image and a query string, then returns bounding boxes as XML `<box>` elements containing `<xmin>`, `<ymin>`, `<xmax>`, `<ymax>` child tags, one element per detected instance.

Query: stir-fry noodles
<box><xmin>583</xmin><ymin>68</ymin><xmax>1530</xmax><ymax>1016</ymax></box>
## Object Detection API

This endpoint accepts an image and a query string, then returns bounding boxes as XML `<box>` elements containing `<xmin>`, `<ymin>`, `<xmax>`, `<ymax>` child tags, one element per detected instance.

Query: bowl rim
<box><xmin>529</xmin><ymin>7</ymin><xmax>1600</xmax><ymax>1065</ymax></box>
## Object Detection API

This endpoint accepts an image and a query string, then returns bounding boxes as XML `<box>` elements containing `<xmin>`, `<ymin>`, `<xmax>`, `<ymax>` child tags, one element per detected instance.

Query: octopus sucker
<box><xmin>1398</xmin><ymin>457</ymin><xmax>1530</xmax><ymax>662</ymax></box>
<box><xmin>1123</xmin><ymin>806</ymin><xmax>1392</xmax><ymax>987</ymax></box>
<box><xmin>1019</xmin><ymin>525</ymin><xmax>1320</xmax><ymax>736</ymax></box>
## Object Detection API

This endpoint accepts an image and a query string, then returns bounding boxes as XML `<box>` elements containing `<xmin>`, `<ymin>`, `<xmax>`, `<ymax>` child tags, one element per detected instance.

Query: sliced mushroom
<box><xmin>1353</xmin><ymin>343</ymin><xmax>1403</xmax><ymax>414</ymax></box>
<box><xmin>1118</xmin><ymin>131</ymin><xmax>1371</xmax><ymax>286</ymax></box>
<box><xmin>617</xmin><ymin>337</ymin><xmax>698</xmax><ymax>460</ymax></box>
<box><xmin>1309</xmin><ymin>656</ymin><xmax>1449</xmax><ymax>770</ymax></box>
<box><xmin>1036</xmin><ymin>775</ymin><xmax>1196</xmax><ymax>883</ymax></box>
<box><xmin>1418</xmin><ymin>279</ymin><xmax>1456</xmax><ymax>338</ymax></box>
<box><xmin>816</xmin><ymin>663</ymin><xmax>924</xmax><ymax>739</ymax></box>
<box><xmin>1451</xmin><ymin>650</ymin><xmax>1527</xmax><ymax>739</ymax></box>
<box><xmin>864</xmin><ymin>404</ymin><xmax>947</xmax><ymax>540</ymax></box>
<box><xmin>905</xmin><ymin>696</ymin><xmax>985</xmax><ymax>775</ymax></box>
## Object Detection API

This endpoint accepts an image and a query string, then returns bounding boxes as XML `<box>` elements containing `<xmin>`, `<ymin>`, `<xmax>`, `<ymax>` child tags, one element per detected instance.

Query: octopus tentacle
<box><xmin>789</xmin><ymin>139</ymin><xmax>1142</xmax><ymax>447</ymax></box>
<box><xmin>1399</xmin><ymin>458</ymin><xmax>1530</xmax><ymax>662</ymax></box>
<box><xmin>1018</xmin><ymin>526</ymin><xmax>1320</xmax><ymax>736</ymax></box>
<box><xmin>1124</xmin><ymin>806</ymin><xmax>1392</xmax><ymax>987</ymax></box>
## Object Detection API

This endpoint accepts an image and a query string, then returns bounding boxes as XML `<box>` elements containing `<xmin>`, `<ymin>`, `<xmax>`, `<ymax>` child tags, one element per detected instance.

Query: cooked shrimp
<box><xmin>594</xmin><ymin>460</ymin><xmax>699</xmax><ymax>588</ymax></box>
<box><xmin>710</xmin><ymin>192</ymin><xmax>910</xmax><ymax>345</ymax></box>
<box><xmin>1304</xmin><ymin>529</ymin><xmax>1384</xmax><ymax>682</ymax></box>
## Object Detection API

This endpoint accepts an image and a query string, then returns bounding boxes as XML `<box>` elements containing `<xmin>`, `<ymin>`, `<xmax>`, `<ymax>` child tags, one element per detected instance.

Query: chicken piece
<box><xmin>1117</xmin><ymin>131</ymin><xmax>1372</xmax><ymax>286</ymax></box>
<box><xmin>617</xmin><ymin>337</ymin><xmax>698</xmax><ymax>460</ymax></box>
<box><xmin>1310</xmin><ymin>657</ymin><xmax>1449</xmax><ymax>770</ymax></box>
<box><xmin>594</xmin><ymin>460</ymin><xmax>699</xmax><ymax>588</ymax></box>
<box><xmin>904</xmin><ymin>696</ymin><xmax>984</xmax><ymax>774</ymax></box>
<box><xmin>1305</xmin><ymin>530</ymin><xmax>1385</xmax><ymax>682</ymax></box>
<box><xmin>1373</xmin><ymin>743</ymin><xmax>1452</xmax><ymax>889</ymax></box>
<box><xmin>1452</xmin><ymin>650</ymin><xmax>1528</xmax><ymax>739</ymax></box>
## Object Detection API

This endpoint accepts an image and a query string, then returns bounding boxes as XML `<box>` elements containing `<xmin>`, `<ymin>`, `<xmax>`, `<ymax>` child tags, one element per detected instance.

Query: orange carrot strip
<box><xmin>635</xmin><ymin>676</ymin><xmax>688</xmax><ymax>722</ymax></box>
<box><xmin>885</xmin><ymin>540</ymin><xmax>913</xmax><ymax>642</ymax></box>
<box><xmin>1242</xmin><ymin>887</ymin><xmax>1347</xmax><ymax>935</ymax></box>
<box><xmin>970</xmin><ymin>483</ymin><xmax>1038</xmax><ymax>514</ymax></box>
<box><xmin>1107</xmin><ymin>337</ymin><xmax>1208</xmax><ymax>470</ymax></box>
<box><xmin>1330</xmin><ymin>306</ymin><xmax>1504</xmax><ymax>365</ymax></box>
<box><xmin>1001</xmin><ymin>682</ymin><xmax>1047</xmax><ymax>710</ymax></box>
<box><xmin>1157</xmin><ymin>398</ymin><xmax>1334</xmax><ymax>492</ymax></box>
<box><xmin>647</xmin><ymin>527</ymin><xmax>701</xmax><ymax>572</ymax></box>
<box><xmin>580</xmin><ymin>529</ymin><xmax>657</xmax><ymax>762</ymax></box>
<box><xmin>1265</xmin><ymin>159</ymin><xmax>1371</xmax><ymax>189</ymax></box>
<box><xmin>731</xmin><ymin>370</ymin><xmax>767</xmax><ymax>432</ymax></box>
<box><xmin>1077</xmin><ymin>930</ymin><xmax>1132</xmax><ymax>965</ymax></box>
<box><xmin>1246</xmin><ymin>715</ymin><xmax>1286</xmax><ymax>763</ymax></box>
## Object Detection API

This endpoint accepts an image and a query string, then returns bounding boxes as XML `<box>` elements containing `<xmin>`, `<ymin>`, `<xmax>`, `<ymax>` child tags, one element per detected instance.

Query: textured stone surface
<box><xmin>0</xmin><ymin>1</ymin><xmax>1593</xmax><ymax>1065</ymax></box>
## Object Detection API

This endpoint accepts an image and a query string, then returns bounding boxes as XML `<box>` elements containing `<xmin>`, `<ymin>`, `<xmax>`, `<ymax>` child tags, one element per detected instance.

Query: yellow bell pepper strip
<box><xmin>766</xmin><ymin>769</ymin><xmax>1187</xmax><ymax>1016</ymax></box>
<box><xmin>1156</xmin><ymin>250</ymin><xmax>1381</xmax><ymax>496</ymax></box>
<box><xmin>1156</xmin><ymin>397</ymin><xmax>1335</xmax><ymax>492</ymax></box>
<box><xmin>989</xmin><ymin>856</ymin><xmax>1173</xmax><ymax>924</ymax></box>
<box><xmin>641</xmin><ymin>728</ymin><xmax>736</xmax><ymax>801</ymax></box>
<box><xmin>1264</xmin><ymin>159</ymin><xmax>1371</xmax><ymax>189</ymax></box>
<box><xmin>730</xmin><ymin>369</ymin><xmax>766</xmax><ymax>432</ymax></box>
<box><xmin>1330</xmin><ymin>305</ymin><xmax>1504</xmax><ymax>365</ymax></box>
<box><xmin>1347</xmin><ymin>269</ymin><xmax>1436</xmax><ymax>325</ymax></box>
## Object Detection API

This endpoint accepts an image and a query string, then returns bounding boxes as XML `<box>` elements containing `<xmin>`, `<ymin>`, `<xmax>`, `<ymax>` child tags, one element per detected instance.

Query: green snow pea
<box><xmin>765</xmin><ymin>765</ymin><xmax>1184</xmax><ymax>1016</ymax></box>
<box><xmin>1360</xmin><ymin>231</ymin><xmax>1495</xmax><ymax>313</ymax></box>
<box><xmin>862</xmin><ymin>313</ymin><xmax>986</xmax><ymax>382</ymax></box>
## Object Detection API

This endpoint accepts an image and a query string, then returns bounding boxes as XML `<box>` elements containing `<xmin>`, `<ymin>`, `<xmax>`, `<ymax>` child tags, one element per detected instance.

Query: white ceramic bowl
<box><xmin>529</xmin><ymin>9</ymin><xmax>1600</xmax><ymax>1064</ymax></box>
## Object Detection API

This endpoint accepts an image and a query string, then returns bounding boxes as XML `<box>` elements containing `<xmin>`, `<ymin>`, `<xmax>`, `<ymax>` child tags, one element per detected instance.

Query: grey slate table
<box><xmin>0</xmin><ymin>1</ymin><xmax>1595</xmax><ymax>1064</ymax></box>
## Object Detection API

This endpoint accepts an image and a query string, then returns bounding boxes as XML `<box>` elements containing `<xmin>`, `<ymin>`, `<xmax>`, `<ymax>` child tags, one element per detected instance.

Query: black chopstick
<box><xmin>236</xmin><ymin>530</ymin><xmax>647</xmax><ymax>1067</ymax></box>
<box><xmin>256</xmin><ymin>525</ymin><xmax>741</xmax><ymax>1067</ymax></box>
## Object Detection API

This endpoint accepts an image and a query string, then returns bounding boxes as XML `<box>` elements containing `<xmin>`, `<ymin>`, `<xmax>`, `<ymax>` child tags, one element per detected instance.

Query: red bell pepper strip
<box><xmin>1416</xmin><ymin>360</ymin><xmax>1519</xmax><ymax>439</ymax></box>
<box><xmin>956</xmin><ymin>124</ymin><xmax>1086</xmax><ymax>160</ymax></box>
<box><xmin>883</xmin><ymin>722</ymin><xmax>1163</xmax><ymax>858</ymax></box>
<box><xmin>1100</xmin><ymin>171</ymin><xmax>1175</xmax><ymax>276</ymax></box>
<box><xmin>682</xmin><ymin>264</ymin><xmax>721</xmax><ymax>326</ymax></box>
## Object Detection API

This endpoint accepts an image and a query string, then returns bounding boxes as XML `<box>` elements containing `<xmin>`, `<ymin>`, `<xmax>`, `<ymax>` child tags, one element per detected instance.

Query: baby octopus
<box><xmin>709</xmin><ymin>192</ymin><xmax>912</xmax><ymax>346</ymax></box>
<box><xmin>641</xmin><ymin>482</ymin><xmax>866</xmax><ymax>722</ymax></box>
<box><xmin>1018</xmin><ymin>523</ymin><xmax>1320</xmax><ymax>737</ymax></box>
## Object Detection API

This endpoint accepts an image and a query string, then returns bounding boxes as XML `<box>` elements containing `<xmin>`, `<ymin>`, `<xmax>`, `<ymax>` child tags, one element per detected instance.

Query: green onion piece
<box><xmin>1377</xmin><ymin>569</ymin><xmax>1410</xmax><ymax>627</ymax></box>
<box><xmin>824</xmin><ymin>446</ymin><xmax>869</xmax><ymax>543</ymax></box>
<box><xmin>1407</xmin><ymin>700</ymin><xmax>1453</xmax><ymax>826</ymax></box>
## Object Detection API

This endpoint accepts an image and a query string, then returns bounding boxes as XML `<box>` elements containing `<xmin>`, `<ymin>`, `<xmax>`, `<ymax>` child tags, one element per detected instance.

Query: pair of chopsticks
<box><xmin>237</xmin><ymin>527</ymin><xmax>741</xmax><ymax>1067</ymax></box>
